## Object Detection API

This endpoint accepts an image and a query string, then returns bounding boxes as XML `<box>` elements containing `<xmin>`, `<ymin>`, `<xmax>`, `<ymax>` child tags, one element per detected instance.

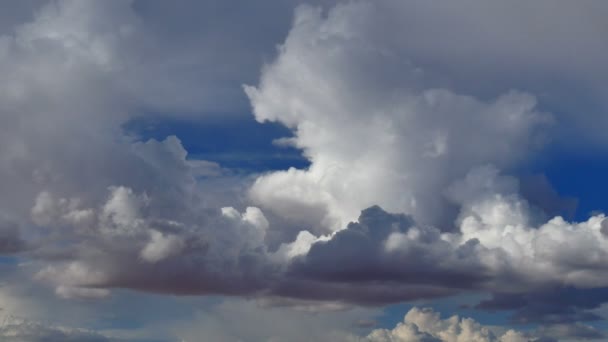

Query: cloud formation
<box><xmin>1</xmin><ymin>0</ymin><xmax>608</xmax><ymax>339</ymax></box>
<box><xmin>268</xmin><ymin>166</ymin><xmax>608</xmax><ymax>327</ymax></box>
<box><xmin>245</xmin><ymin>3</ymin><xmax>552</xmax><ymax>232</ymax></box>
<box><xmin>365</xmin><ymin>307</ymin><xmax>528</xmax><ymax>342</ymax></box>
<box><xmin>2</xmin><ymin>0</ymin><xmax>605</xmax><ymax>312</ymax></box>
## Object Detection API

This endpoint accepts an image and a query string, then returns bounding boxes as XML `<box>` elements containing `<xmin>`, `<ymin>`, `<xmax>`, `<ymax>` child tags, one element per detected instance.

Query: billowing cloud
<box><xmin>30</xmin><ymin>162</ymin><xmax>608</xmax><ymax>328</ymax></box>
<box><xmin>365</xmin><ymin>307</ymin><xmax>528</xmax><ymax>342</ymax></box>
<box><xmin>362</xmin><ymin>307</ymin><xmax>602</xmax><ymax>342</ymax></box>
<box><xmin>0</xmin><ymin>0</ymin><xmax>291</xmax><ymax>300</ymax></box>
<box><xmin>245</xmin><ymin>3</ymin><xmax>552</xmax><ymax>232</ymax></box>
<box><xmin>238</xmin><ymin>0</ymin><xmax>608</xmax><ymax>327</ymax></box>
<box><xmin>268</xmin><ymin>166</ymin><xmax>608</xmax><ymax>320</ymax></box>
<box><xmin>32</xmin><ymin>176</ymin><xmax>276</xmax><ymax>297</ymax></box>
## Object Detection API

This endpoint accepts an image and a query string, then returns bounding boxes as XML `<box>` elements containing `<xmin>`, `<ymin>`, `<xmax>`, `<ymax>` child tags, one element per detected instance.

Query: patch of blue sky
<box><xmin>521</xmin><ymin>144</ymin><xmax>608</xmax><ymax>222</ymax></box>
<box><xmin>124</xmin><ymin>115</ymin><xmax>309</xmax><ymax>173</ymax></box>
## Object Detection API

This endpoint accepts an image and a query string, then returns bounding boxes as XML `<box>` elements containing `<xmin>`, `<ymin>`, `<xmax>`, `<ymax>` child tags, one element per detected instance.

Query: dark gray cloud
<box><xmin>278</xmin><ymin>206</ymin><xmax>487</xmax><ymax>304</ymax></box>
<box><xmin>364</xmin><ymin>307</ymin><xmax>528</xmax><ymax>342</ymax></box>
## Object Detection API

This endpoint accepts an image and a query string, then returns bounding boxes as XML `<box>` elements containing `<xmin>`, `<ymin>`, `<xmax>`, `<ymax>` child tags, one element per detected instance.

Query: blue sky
<box><xmin>1</xmin><ymin>1</ymin><xmax>608</xmax><ymax>341</ymax></box>
<box><xmin>124</xmin><ymin>116</ymin><xmax>309</xmax><ymax>173</ymax></box>
<box><xmin>541</xmin><ymin>155</ymin><xmax>608</xmax><ymax>221</ymax></box>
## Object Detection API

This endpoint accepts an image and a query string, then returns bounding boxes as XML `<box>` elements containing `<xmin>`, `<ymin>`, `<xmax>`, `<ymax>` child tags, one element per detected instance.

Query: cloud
<box><xmin>289</xmin><ymin>0</ymin><xmax>608</xmax><ymax>148</ymax></box>
<box><xmin>19</xmin><ymin>139</ymin><xmax>608</xmax><ymax>327</ymax></box>
<box><xmin>32</xmin><ymin>181</ymin><xmax>277</xmax><ymax>298</ymax></box>
<box><xmin>0</xmin><ymin>317</ymin><xmax>115</xmax><ymax>342</ymax></box>
<box><xmin>276</xmin><ymin>205</ymin><xmax>484</xmax><ymax>304</ymax></box>
<box><xmin>365</xmin><ymin>307</ymin><xmax>528</xmax><ymax>342</ymax></box>
<box><xmin>0</xmin><ymin>0</ymin><xmax>306</xmax><ymax>116</ymax></box>
<box><xmin>139</xmin><ymin>230</ymin><xmax>185</xmax><ymax>263</ymax></box>
<box><xmin>245</xmin><ymin>3</ymin><xmax>552</xmax><ymax>232</ymax></box>
<box><xmin>363</xmin><ymin>307</ymin><xmax>603</xmax><ymax>341</ymax></box>
<box><xmin>239</xmin><ymin>2</ymin><xmax>608</xmax><ymax>326</ymax></box>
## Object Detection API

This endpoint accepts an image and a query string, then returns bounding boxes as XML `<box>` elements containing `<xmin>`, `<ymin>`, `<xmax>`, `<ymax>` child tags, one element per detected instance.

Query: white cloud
<box><xmin>245</xmin><ymin>3</ymin><xmax>551</xmax><ymax>232</ymax></box>
<box><xmin>445</xmin><ymin>166</ymin><xmax>608</xmax><ymax>290</ymax></box>
<box><xmin>365</xmin><ymin>307</ymin><xmax>527</xmax><ymax>342</ymax></box>
<box><xmin>139</xmin><ymin>230</ymin><xmax>185</xmax><ymax>263</ymax></box>
<box><xmin>100</xmin><ymin>186</ymin><xmax>147</xmax><ymax>236</ymax></box>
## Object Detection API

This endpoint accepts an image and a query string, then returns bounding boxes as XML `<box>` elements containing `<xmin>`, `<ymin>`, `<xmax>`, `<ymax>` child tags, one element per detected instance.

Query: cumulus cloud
<box><xmin>39</xmin><ymin>164</ymin><xmax>608</xmax><ymax>309</ymax></box>
<box><xmin>0</xmin><ymin>0</ymin><xmax>286</xmax><ymax>297</ymax></box>
<box><xmin>36</xmin><ymin>161</ymin><xmax>608</xmax><ymax>315</ymax></box>
<box><xmin>264</xmin><ymin>166</ymin><xmax>608</xmax><ymax>320</ymax></box>
<box><xmin>277</xmin><ymin>205</ymin><xmax>484</xmax><ymax>304</ymax></box>
<box><xmin>364</xmin><ymin>307</ymin><xmax>602</xmax><ymax>342</ymax></box>
<box><xmin>31</xmin><ymin>182</ymin><xmax>277</xmax><ymax>298</ymax></box>
<box><xmin>139</xmin><ymin>230</ymin><xmax>185</xmax><ymax>263</ymax></box>
<box><xmin>245</xmin><ymin>3</ymin><xmax>552</xmax><ymax>232</ymax></box>
<box><xmin>0</xmin><ymin>0</ymin><xmax>310</xmax><ymax>303</ymax></box>
<box><xmin>240</xmin><ymin>1</ymin><xmax>608</xmax><ymax>327</ymax></box>
<box><xmin>365</xmin><ymin>307</ymin><xmax>528</xmax><ymax>342</ymax></box>
<box><xmin>0</xmin><ymin>0</ymin><xmax>315</xmax><ymax>228</ymax></box>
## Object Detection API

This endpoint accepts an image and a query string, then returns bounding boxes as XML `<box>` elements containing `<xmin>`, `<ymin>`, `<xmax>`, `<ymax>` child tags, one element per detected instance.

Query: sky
<box><xmin>1</xmin><ymin>1</ymin><xmax>608</xmax><ymax>341</ymax></box>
